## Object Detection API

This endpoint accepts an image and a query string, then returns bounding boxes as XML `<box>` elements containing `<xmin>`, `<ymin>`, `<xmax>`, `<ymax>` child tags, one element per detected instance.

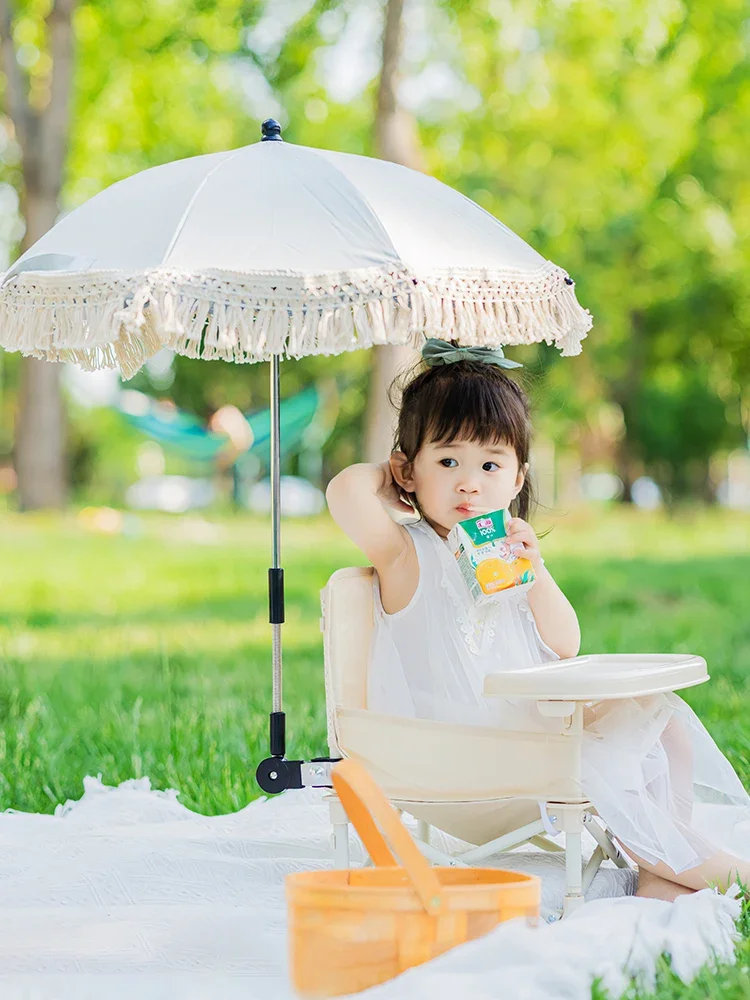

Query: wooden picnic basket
<box><xmin>286</xmin><ymin>758</ymin><xmax>541</xmax><ymax>997</ymax></box>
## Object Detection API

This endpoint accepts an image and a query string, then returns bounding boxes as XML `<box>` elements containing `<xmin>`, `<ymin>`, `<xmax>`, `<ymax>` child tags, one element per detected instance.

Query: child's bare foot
<box><xmin>636</xmin><ymin>868</ymin><xmax>696</xmax><ymax>901</ymax></box>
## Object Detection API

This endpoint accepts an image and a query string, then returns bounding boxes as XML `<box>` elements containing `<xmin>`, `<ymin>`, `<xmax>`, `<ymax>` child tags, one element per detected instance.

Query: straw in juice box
<box><xmin>448</xmin><ymin>509</ymin><xmax>536</xmax><ymax>606</ymax></box>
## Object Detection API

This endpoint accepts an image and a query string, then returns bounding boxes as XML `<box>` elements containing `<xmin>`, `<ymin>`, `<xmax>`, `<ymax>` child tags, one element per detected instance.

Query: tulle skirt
<box><xmin>581</xmin><ymin>693</ymin><xmax>750</xmax><ymax>874</ymax></box>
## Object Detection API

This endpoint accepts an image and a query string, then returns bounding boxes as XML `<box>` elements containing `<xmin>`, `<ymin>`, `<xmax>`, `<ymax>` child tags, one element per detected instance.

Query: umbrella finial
<box><xmin>261</xmin><ymin>119</ymin><xmax>283</xmax><ymax>142</ymax></box>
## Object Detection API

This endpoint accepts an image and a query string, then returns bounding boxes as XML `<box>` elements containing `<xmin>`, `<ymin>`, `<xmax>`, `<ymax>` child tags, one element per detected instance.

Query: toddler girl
<box><xmin>326</xmin><ymin>339</ymin><xmax>750</xmax><ymax>900</ymax></box>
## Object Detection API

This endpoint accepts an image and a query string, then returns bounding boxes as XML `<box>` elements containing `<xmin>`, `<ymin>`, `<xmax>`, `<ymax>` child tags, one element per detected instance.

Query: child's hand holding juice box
<box><xmin>448</xmin><ymin>509</ymin><xmax>536</xmax><ymax>606</ymax></box>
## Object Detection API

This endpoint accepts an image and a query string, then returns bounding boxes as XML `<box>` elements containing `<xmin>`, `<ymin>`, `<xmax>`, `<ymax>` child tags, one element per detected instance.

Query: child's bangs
<box><xmin>420</xmin><ymin>376</ymin><xmax>524</xmax><ymax>452</ymax></box>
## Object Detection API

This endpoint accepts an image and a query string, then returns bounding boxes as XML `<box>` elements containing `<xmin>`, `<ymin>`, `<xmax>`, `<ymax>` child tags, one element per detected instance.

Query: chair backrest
<box><xmin>321</xmin><ymin>566</ymin><xmax>375</xmax><ymax>753</ymax></box>
<box><xmin>320</xmin><ymin>566</ymin><xmax>585</xmax><ymax>819</ymax></box>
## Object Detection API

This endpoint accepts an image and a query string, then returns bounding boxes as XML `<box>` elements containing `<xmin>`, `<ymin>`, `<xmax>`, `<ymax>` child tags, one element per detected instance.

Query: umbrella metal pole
<box><xmin>255</xmin><ymin>121</ymin><xmax>340</xmax><ymax>795</ymax></box>
<box><xmin>268</xmin><ymin>354</ymin><xmax>285</xmax><ymax>758</ymax></box>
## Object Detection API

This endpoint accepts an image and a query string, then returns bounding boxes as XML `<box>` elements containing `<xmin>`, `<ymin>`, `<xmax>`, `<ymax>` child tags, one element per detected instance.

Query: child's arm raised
<box><xmin>326</xmin><ymin>462</ymin><xmax>419</xmax><ymax>614</ymax></box>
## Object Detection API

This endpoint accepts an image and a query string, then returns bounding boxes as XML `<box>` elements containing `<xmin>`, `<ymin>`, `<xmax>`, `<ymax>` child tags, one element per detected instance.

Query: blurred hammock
<box><xmin>117</xmin><ymin>384</ymin><xmax>332</xmax><ymax>473</ymax></box>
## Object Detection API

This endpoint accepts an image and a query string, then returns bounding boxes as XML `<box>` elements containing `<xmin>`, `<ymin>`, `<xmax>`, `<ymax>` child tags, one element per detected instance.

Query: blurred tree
<box><xmin>429</xmin><ymin>0</ymin><xmax>750</xmax><ymax>500</ymax></box>
<box><xmin>629</xmin><ymin>368</ymin><xmax>739</xmax><ymax>505</ymax></box>
<box><xmin>365</xmin><ymin>0</ymin><xmax>422</xmax><ymax>463</ymax></box>
<box><xmin>0</xmin><ymin>0</ymin><xmax>345</xmax><ymax>504</ymax></box>
<box><xmin>0</xmin><ymin>0</ymin><xmax>75</xmax><ymax>509</ymax></box>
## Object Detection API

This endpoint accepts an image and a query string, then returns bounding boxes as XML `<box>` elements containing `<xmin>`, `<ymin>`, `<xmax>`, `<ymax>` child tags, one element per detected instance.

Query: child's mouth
<box><xmin>456</xmin><ymin>504</ymin><xmax>480</xmax><ymax>515</ymax></box>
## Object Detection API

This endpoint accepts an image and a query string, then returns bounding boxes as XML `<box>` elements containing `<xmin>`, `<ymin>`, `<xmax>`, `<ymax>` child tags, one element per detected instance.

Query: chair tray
<box><xmin>483</xmin><ymin>653</ymin><xmax>707</xmax><ymax>701</ymax></box>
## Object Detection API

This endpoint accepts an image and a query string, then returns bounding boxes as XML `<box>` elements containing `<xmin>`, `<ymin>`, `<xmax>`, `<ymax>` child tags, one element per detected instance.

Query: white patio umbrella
<box><xmin>0</xmin><ymin>119</ymin><xmax>592</xmax><ymax>792</ymax></box>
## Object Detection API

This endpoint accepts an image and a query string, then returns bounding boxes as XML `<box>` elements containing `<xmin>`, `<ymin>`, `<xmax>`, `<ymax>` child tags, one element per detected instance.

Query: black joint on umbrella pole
<box><xmin>270</xmin><ymin>711</ymin><xmax>286</xmax><ymax>757</ymax></box>
<box><xmin>269</xmin><ymin>568</ymin><xmax>285</xmax><ymax>623</ymax></box>
<box><xmin>255</xmin><ymin>754</ymin><xmax>303</xmax><ymax>793</ymax></box>
<box><xmin>261</xmin><ymin>119</ymin><xmax>283</xmax><ymax>141</ymax></box>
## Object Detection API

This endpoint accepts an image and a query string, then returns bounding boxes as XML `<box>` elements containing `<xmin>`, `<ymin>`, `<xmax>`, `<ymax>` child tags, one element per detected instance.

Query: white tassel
<box><xmin>0</xmin><ymin>261</ymin><xmax>592</xmax><ymax>376</ymax></box>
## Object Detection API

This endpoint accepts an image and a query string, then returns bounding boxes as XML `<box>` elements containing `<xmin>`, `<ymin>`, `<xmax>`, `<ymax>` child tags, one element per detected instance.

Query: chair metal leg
<box><xmin>547</xmin><ymin>803</ymin><xmax>585</xmax><ymax>915</ymax></box>
<box><xmin>564</xmin><ymin>829</ymin><xmax>583</xmax><ymax>914</ymax></box>
<box><xmin>417</xmin><ymin>819</ymin><xmax>430</xmax><ymax>846</ymax></box>
<box><xmin>326</xmin><ymin>791</ymin><xmax>350</xmax><ymax>869</ymax></box>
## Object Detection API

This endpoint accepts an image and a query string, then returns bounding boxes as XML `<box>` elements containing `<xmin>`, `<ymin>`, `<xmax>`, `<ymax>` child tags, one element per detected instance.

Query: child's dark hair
<box><xmin>390</xmin><ymin>358</ymin><xmax>536</xmax><ymax>521</ymax></box>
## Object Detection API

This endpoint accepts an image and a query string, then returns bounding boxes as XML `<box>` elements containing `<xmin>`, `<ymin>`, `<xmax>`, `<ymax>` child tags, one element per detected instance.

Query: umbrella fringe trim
<box><xmin>0</xmin><ymin>264</ymin><xmax>591</xmax><ymax>378</ymax></box>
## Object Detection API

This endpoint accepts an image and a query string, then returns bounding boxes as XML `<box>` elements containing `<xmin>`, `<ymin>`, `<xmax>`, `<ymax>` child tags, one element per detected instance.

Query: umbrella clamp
<box><xmin>302</xmin><ymin>758</ymin><xmax>342</xmax><ymax>787</ymax></box>
<box><xmin>256</xmin><ymin>755</ymin><xmax>341</xmax><ymax>794</ymax></box>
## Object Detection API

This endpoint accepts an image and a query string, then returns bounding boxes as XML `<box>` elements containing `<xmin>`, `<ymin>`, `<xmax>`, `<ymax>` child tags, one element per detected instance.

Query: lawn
<box><xmin>0</xmin><ymin>504</ymin><xmax>749</xmax><ymax>996</ymax></box>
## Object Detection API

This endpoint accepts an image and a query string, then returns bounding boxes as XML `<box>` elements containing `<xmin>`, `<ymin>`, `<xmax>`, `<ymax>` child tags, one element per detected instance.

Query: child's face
<box><xmin>392</xmin><ymin>437</ymin><xmax>527</xmax><ymax>538</ymax></box>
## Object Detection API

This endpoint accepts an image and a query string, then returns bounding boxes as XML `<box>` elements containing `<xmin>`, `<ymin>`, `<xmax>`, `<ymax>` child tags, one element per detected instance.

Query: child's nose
<box><xmin>457</xmin><ymin>479</ymin><xmax>480</xmax><ymax>494</ymax></box>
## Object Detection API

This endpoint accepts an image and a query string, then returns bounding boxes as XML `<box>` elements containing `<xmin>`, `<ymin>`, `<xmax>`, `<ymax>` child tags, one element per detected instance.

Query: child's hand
<box><xmin>506</xmin><ymin>518</ymin><xmax>544</xmax><ymax>570</ymax></box>
<box><xmin>376</xmin><ymin>461</ymin><xmax>415</xmax><ymax>515</ymax></box>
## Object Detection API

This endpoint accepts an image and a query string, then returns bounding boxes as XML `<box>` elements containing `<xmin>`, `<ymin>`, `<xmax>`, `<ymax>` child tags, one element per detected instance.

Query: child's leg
<box><xmin>659</xmin><ymin>714</ymin><xmax>694</xmax><ymax>824</ymax></box>
<box><xmin>635</xmin><ymin>868</ymin><xmax>695</xmax><ymax>901</ymax></box>
<box><xmin>622</xmin><ymin>843</ymin><xmax>750</xmax><ymax>896</ymax></box>
<box><xmin>622</xmin><ymin>712</ymin><xmax>744</xmax><ymax>898</ymax></box>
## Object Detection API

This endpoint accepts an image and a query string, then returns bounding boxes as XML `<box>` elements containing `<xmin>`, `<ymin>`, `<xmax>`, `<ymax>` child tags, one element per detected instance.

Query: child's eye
<box><xmin>440</xmin><ymin>458</ymin><xmax>458</xmax><ymax>468</ymax></box>
<box><xmin>482</xmin><ymin>462</ymin><xmax>500</xmax><ymax>472</ymax></box>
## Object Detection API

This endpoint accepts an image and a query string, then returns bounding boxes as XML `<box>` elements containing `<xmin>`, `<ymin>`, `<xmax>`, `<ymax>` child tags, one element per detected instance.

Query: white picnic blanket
<box><xmin>0</xmin><ymin>777</ymin><xmax>741</xmax><ymax>999</ymax></box>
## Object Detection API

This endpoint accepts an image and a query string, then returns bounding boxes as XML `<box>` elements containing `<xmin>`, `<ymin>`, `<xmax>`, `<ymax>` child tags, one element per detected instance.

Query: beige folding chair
<box><xmin>321</xmin><ymin>567</ymin><xmax>709</xmax><ymax>915</ymax></box>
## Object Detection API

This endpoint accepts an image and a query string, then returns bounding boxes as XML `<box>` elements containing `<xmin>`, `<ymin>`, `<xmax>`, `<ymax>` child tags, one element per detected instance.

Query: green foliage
<box><xmin>426</xmin><ymin>0</ymin><xmax>750</xmax><ymax>488</ymax></box>
<box><xmin>629</xmin><ymin>369</ymin><xmax>742</xmax><ymax>501</ymax></box>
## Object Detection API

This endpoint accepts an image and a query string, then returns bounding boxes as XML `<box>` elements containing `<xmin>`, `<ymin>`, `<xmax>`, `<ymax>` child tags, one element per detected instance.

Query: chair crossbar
<box><xmin>582</xmin><ymin>846</ymin><xmax>606</xmax><ymax>893</ymax></box>
<box><xmin>583</xmin><ymin>813</ymin><xmax>631</xmax><ymax>869</ymax></box>
<box><xmin>528</xmin><ymin>834</ymin><xmax>565</xmax><ymax>854</ymax></box>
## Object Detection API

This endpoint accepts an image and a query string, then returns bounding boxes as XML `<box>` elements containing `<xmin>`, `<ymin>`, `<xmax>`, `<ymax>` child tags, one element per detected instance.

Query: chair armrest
<box><xmin>483</xmin><ymin>653</ymin><xmax>708</xmax><ymax>702</ymax></box>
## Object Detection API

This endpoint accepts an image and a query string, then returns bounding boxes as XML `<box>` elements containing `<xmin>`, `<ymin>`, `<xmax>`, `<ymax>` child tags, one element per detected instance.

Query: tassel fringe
<box><xmin>0</xmin><ymin>263</ymin><xmax>592</xmax><ymax>378</ymax></box>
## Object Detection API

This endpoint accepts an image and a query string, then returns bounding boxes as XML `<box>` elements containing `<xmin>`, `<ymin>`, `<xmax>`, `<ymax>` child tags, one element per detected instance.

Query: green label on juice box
<box><xmin>458</xmin><ymin>510</ymin><xmax>509</xmax><ymax>547</ymax></box>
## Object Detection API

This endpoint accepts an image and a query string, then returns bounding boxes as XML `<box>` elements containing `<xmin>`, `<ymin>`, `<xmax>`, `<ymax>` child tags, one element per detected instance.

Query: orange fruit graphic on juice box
<box><xmin>476</xmin><ymin>558</ymin><xmax>517</xmax><ymax>594</ymax></box>
<box><xmin>448</xmin><ymin>508</ymin><xmax>536</xmax><ymax>606</ymax></box>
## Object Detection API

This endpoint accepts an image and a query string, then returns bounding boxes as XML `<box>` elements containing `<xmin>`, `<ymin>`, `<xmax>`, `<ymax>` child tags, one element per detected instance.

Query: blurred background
<box><xmin>1</xmin><ymin>0</ymin><xmax>748</xmax><ymax>520</ymax></box>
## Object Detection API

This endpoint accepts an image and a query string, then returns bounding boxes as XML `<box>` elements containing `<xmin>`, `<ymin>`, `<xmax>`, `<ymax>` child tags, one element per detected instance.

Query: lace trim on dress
<box><xmin>438</xmin><ymin>572</ymin><xmax>499</xmax><ymax>656</ymax></box>
<box><xmin>428</xmin><ymin>528</ymin><xmax>501</xmax><ymax>656</ymax></box>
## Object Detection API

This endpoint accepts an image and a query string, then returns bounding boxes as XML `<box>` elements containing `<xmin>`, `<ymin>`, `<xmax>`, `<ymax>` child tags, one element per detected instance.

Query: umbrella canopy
<box><xmin>0</xmin><ymin>124</ymin><xmax>591</xmax><ymax>378</ymax></box>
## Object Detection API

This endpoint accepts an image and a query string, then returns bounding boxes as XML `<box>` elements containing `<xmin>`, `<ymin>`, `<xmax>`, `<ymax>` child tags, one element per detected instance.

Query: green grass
<box><xmin>0</xmin><ymin>504</ymin><xmax>749</xmax><ymax>996</ymax></box>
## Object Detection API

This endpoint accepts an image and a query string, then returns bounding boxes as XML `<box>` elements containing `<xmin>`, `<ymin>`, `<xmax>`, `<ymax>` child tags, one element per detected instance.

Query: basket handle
<box><xmin>332</xmin><ymin>759</ymin><xmax>446</xmax><ymax>916</ymax></box>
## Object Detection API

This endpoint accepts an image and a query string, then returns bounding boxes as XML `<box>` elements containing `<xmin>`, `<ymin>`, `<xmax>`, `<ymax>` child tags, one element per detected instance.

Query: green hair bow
<box><xmin>421</xmin><ymin>338</ymin><xmax>523</xmax><ymax>370</ymax></box>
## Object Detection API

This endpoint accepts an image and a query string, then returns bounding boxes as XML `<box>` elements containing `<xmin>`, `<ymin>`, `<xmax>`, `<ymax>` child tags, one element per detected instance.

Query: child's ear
<box><xmin>390</xmin><ymin>451</ymin><xmax>414</xmax><ymax>492</ymax></box>
<box><xmin>514</xmin><ymin>461</ymin><xmax>529</xmax><ymax>497</ymax></box>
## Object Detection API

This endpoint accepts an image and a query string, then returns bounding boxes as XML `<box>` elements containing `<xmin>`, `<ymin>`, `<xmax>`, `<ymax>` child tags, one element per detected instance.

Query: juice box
<box><xmin>447</xmin><ymin>509</ymin><xmax>536</xmax><ymax>606</ymax></box>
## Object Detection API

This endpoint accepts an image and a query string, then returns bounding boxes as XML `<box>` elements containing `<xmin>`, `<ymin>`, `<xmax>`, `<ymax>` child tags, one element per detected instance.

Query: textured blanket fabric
<box><xmin>0</xmin><ymin>778</ymin><xmax>740</xmax><ymax>999</ymax></box>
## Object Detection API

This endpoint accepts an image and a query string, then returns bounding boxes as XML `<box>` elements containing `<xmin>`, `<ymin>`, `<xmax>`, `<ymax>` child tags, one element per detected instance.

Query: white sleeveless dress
<box><xmin>369</xmin><ymin>519</ymin><xmax>750</xmax><ymax>874</ymax></box>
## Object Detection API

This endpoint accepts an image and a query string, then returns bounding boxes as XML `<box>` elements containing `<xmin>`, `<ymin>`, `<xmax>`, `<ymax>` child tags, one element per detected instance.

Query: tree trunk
<box><xmin>612</xmin><ymin>309</ymin><xmax>647</xmax><ymax>505</ymax></box>
<box><xmin>15</xmin><ymin>358</ymin><xmax>67</xmax><ymax>508</ymax></box>
<box><xmin>1</xmin><ymin>0</ymin><xmax>76</xmax><ymax>509</ymax></box>
<box><xmin>364</xmin><ymin>341</ymin><xmax>416</xmax><ymax>461</ymax></box>
<box><xmin>365</xmin><ymin>0</ymin><xmax>422</xmax><ymax>464</ymax></box>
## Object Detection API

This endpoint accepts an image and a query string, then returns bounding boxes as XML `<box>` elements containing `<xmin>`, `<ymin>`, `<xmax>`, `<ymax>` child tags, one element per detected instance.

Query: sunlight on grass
<box><xmin>1</xmin><ymin>505</ymin><xmax>749</xmax><ymax>814</ymax></box>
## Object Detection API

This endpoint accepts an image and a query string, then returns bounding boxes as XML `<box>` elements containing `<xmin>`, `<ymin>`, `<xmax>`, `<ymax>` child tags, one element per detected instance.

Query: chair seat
<box><xmin>483</xmin><ymin>653</ymin><xmax>708</xmax><ymax>701</ymax></box>
<box><xmin>336</xmin><ymin>707</ymin><xmax>583</xmax><ymax>803</ymax></box>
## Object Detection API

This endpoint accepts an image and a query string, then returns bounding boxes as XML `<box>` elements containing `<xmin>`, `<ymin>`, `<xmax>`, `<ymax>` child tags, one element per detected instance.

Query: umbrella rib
<box><xmin>160</xmin><ymin>148</ymin><xmax>243</xmax><ymax>267</ymax></box>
